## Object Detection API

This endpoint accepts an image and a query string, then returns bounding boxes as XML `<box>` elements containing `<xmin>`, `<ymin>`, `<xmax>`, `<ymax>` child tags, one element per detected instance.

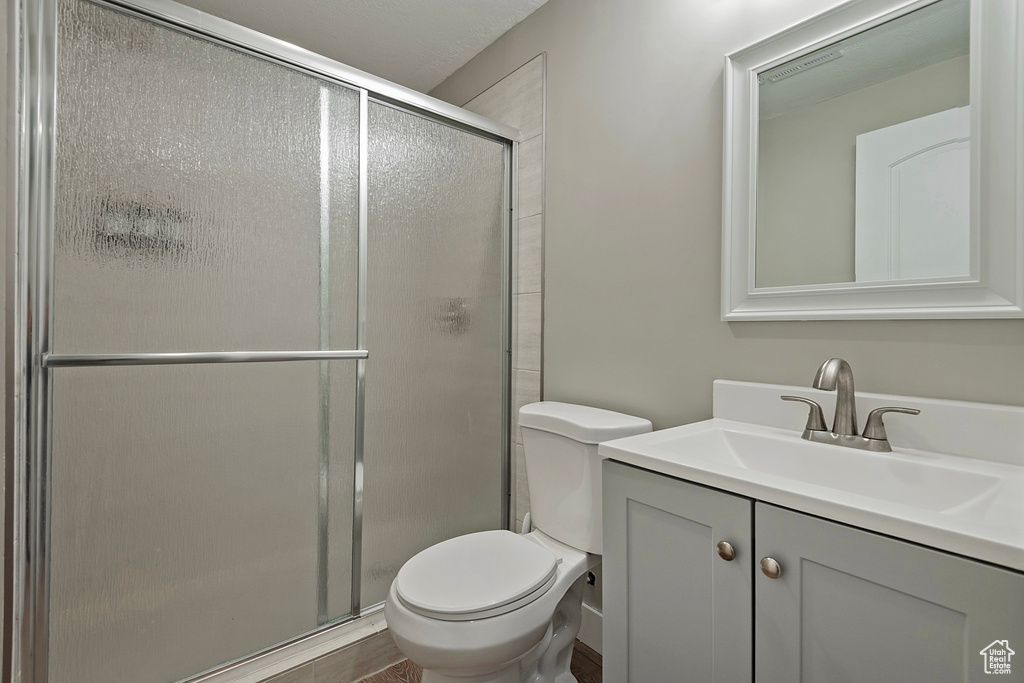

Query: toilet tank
<box><xmin>519</xmin><ymin>402</ymin><xmax>651</xmax><ymax>554</ymax></box>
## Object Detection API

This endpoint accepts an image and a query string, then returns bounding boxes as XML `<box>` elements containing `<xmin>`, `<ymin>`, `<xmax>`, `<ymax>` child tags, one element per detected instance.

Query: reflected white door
<box><xmin>855</xmin><ymin>105</ymin><xmax>970</xmax><ymax>282</ymax></box>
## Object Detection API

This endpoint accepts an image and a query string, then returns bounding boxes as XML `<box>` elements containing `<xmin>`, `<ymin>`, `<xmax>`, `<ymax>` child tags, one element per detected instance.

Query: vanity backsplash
<box><xmin>714</xmin><ymin>379</ymin><xmax>1024</xmax><ymax>467</ymax></box>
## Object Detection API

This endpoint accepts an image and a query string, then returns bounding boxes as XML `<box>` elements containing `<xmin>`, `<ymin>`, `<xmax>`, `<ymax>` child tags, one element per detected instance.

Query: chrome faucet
<box><xmin>812</xmin><ymin>357</ymin><xmax>857</xmax><ymax>436</ymax></box>
<box><xmin>781</xmin><ymin>357</ymin><xmax>920</xmax><ymax>453</ymax></box>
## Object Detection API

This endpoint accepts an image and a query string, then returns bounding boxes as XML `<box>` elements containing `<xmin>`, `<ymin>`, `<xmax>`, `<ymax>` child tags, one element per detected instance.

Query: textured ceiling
<box><xmin>172</xmin><ymin>0</ymin><xmax>549</xmax><ymax>94</ymax></box>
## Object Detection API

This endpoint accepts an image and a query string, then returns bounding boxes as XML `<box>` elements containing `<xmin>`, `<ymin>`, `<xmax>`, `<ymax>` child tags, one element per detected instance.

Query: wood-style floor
<box><xmin>357</xmin><ymin>639</ymin><xmax>601</xmax><ymax>683</ymax></box>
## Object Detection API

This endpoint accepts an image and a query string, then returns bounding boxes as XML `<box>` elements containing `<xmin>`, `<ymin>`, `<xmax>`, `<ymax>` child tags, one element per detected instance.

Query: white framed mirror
<box><xmin>722</xmin><ymin>0</ymin><xmax>1023</xmax><ymax>320</ymax></box>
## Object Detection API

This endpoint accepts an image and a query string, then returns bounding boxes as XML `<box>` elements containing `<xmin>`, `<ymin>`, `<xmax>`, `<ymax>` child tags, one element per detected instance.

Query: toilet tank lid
<box><xmin>519</xmin><ymin>401</ymin><xmax>652</xmax><ymax>444</ymax></box>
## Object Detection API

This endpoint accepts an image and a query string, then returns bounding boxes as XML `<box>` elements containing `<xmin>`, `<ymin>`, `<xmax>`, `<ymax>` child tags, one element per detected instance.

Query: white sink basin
<box><xmin>600</xmin><ymin>416</ymin><xmax>1024</xmax><ymax>571</ymax></box>
<box><xmin>638</xmin><ymin>421</ymin><xmax>1001</xmax><ymax>512</ymax></box>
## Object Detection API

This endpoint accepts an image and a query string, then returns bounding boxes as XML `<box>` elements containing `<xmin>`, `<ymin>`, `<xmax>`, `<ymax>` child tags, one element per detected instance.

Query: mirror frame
<box><xmin>722</xmin><ymin>0</ymin><xmax>1024</xmax><ymax>320</ymax></box>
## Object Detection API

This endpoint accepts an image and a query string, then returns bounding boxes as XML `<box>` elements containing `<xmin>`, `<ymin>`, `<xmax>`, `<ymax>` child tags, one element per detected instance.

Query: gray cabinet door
<box><xmin>603</xmin><ymin>461</ymin><xmax>753</xmax><ymax>683</ymax></box>
<box><xmin>755</xmin><ymin>503</ymin><xmax>1024</xmax><ymax>683</ymax></box>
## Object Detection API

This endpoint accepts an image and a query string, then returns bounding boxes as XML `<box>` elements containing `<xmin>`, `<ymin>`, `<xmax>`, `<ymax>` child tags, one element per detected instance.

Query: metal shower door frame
<box><xmin>4</xmin><ymin>0</ymin><xmax>518</xmax><ymax>680</ymax></box>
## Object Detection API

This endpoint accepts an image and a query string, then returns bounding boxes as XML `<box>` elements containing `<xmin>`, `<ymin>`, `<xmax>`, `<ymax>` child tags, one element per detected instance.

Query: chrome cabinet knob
<box><xmin>760</xmin><ymin>557</ymin><xmax>783</xmax><ymax>579</ymax></box>
<box><xmin>716</xmin><ymin>540</ymin><xmax>736</xmax><ymax>561</ymax></box>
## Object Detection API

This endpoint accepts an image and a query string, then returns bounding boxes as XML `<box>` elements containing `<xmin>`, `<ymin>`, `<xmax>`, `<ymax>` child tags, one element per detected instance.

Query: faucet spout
<box><xmin>812</xmin><ymin>357</ymin><xmax>858</xmax><ymax>436</ymax></box>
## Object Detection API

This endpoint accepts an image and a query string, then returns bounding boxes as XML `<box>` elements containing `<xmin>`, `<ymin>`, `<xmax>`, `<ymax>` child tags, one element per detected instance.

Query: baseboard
<box><xmin>578</xmin><ymin>603</ymin><xmax>603</xmax><ymax>655</ymax></box>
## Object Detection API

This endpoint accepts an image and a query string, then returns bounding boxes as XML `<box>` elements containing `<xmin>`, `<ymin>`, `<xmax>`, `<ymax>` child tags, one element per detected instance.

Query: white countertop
<box><xmin>598</xmin><ymin>381</ymin><xmax>1024</xmax><ymax>572</ymax></box>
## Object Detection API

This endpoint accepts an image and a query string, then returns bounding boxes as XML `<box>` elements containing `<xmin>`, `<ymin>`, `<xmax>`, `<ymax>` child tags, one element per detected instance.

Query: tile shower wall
<box><xmin>462</xmin><ymin>55</ymin><xmax>545</xmax><ymax>531</ymax></box>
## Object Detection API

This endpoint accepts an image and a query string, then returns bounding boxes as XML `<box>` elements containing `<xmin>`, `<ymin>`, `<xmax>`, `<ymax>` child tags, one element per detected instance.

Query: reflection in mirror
<box><xmin>754</xmin><ymin>0</ymin><xmax>969</xmax><ymax>288</ymax></box>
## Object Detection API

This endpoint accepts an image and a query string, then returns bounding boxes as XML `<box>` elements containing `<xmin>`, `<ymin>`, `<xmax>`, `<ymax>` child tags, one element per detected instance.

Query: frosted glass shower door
<box><xmin>48</xmin><ymin>1</ymin><xmax>360</xmax><ymax>682</ymax></box>
<box><xmin>25</xmin><ymin>0</ymin><xmax>511</xmax><ymax>681</ymax></box>
<box><xmin>53</xmin><ymin>0</ymin><xmax>359</xmax><ymax>355</ymax></box>
<box><xmin>49</xmin><ymin>365</ymin><xmax>325</xmax><ymax>683</ymax></box>
<box><xmin>360</xmin><ymin>103</ymin><xmax>507</xmax><ymax>606</ymax></box>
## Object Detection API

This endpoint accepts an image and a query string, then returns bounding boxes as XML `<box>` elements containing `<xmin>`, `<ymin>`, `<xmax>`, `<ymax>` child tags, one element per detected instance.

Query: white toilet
<box><xmin>384</xmin><ymin>401</ymin><xmax>652</xmax><ymax>683</ymax></box>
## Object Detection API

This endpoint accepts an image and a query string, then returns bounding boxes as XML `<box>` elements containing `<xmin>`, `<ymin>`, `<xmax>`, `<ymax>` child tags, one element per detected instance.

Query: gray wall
<box><xmin>756</xmin><ymin>55</ymin><xmax>969</xmax><ymax>288</ymax></box>
<box><xmin>431</xmin><ymin>0</ymin><xmax>1024</xmax><ymax>430</ymax></box>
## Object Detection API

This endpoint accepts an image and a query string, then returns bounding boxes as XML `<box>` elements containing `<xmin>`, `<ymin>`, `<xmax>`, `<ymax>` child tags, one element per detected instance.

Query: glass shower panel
<box><xmin>48</xmin><ymin>363</ymin><xmax>321</xmax><ymax>683</ymax></box>
<box><xmin>52</xmin><ymin>0</ymin><xmax>360</xmax><ymax>354</ymax></box>
<box><xmin>361</xmin><ymin>103</ymin><xmax>506</xmax><ymax>606</ymax></box>
<box><xmin>47</xmin><ymin>0</ymin><xmax>364</xmax><ymax>676</ymax></box>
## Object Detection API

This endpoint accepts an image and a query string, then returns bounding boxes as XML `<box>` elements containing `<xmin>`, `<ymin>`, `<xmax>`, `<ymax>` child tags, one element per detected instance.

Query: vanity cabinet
<box><xmin>602</xmin><ymin>461</ymin><xmax>754</xmax><ymax>682</ymax></box>
<box><xmin>755</xmin><ymin>502</ymin><xmax>1024</xmax><ymax>682</ymax></box>
<box><xmin>603</xmin><ymin>460</ymin><xmax>1024</xmax><ymax>683</ymax></box>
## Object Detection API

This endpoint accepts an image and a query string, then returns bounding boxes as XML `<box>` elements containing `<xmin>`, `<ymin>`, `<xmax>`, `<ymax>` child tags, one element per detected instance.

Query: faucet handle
<box><xmin>863</xmin><ymin>406</ymin><xmax>921</xmax><ymax>441</ymax></box>
<box><xmin>781</xmin><ymin>395</ymin><xmax>828</xmax><ymax>432</ymax></box>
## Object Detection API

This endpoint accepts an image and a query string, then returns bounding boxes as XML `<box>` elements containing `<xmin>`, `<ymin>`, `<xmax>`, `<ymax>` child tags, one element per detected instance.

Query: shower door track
<box><xmin>7</xmin><ymin>0</ymin><xmax>517</xmax><ymax>681</ymax></box>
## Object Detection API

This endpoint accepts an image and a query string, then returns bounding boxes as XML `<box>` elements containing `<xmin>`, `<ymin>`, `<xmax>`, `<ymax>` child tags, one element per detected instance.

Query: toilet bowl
<box><xmin>384</xmin><ymin>402</ymin><xmax>652</xmax><ymax>683</ymax></box>
<box><xmin>384</xmin><ymin>529</ymin><xmax>596</xmax><ymax>682</ymax></box>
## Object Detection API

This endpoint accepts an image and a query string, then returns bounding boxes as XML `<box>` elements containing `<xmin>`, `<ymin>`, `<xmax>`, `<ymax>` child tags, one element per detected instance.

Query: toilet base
<box><xmin>418</xmin><ymin>575</ymin><xmax>587</xmax><ymax>683</ymax></box>
<box><xmin>521</xmin><ymin>574</ymin><xmax>585</xmax><ymax>683</ymax></box>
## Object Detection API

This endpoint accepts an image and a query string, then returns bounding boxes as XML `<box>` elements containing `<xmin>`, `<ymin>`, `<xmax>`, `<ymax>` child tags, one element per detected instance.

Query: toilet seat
<box><xmin>395</xmin><ymin>530</ymin><xmax>559</xmax><ymax>622</ymax></box>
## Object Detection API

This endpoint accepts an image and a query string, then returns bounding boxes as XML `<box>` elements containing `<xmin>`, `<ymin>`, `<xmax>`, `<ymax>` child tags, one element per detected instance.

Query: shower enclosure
<box><xmin>5</xmin><ymin>0</ymin><xmax>516</xmax><ymax>681</ymax></box>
